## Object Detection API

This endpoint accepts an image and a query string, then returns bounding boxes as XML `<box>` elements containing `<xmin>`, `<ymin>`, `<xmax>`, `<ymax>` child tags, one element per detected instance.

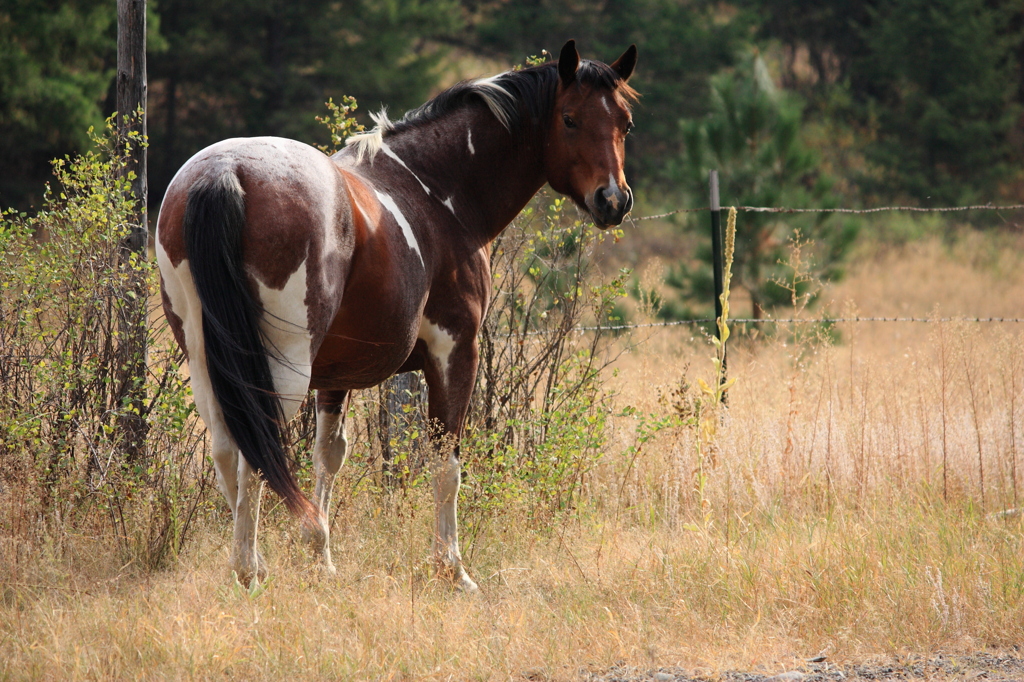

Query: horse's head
<box><xmin>544</xmin><ymin>40</ymin><xmax>638</xmax><ymax>228</ymax></box>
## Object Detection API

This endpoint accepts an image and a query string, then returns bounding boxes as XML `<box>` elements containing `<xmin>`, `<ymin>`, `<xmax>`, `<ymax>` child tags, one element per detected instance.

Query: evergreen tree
<box><xmin>857</xmin><ymin>0</ymin><xmax>1021</xmax><ymax>203</ymax></box>
<box><xmin>664</xmin><ymin>52</ymin><xmax>856</xmax><ymax>320</ymax></box>
<box><xmin>0</xmin><ymin>0</ymin><xmax>115</xmax><ymax>209</ymax></box>
<box><xmin>747</xmin><ymin>0</ymin><xmax>1024</xmax><ymax>204</ymax></box>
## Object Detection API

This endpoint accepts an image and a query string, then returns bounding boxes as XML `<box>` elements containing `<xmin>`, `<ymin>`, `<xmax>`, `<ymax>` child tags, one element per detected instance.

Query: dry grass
<box><xmin>3</xmin><ymin>231</ymin><xmax>1024</xmax><ymax>680</ymax></box>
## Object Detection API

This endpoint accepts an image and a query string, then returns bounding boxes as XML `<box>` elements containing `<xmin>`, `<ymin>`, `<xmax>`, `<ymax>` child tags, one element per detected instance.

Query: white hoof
<box><xmin>437</xmin><ymin>561</ymin><xmax>479</xmax><ymax>593</ymax></box>
<box><xmin>232</xmin><ymin>550</ymin><xmax>268</xmax><ymax>587</ymax></box>
<box><xmin>456</xmin><ymin>571</ymin><xmax>479</xmax><ymax>594</ymax></box>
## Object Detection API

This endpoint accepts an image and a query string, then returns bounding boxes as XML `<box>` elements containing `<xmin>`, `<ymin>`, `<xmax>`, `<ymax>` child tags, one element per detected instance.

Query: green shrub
<box><xmin>0</xmin><ymin>119</ymin><xmax>212</xmax><ymax>575</ymax></box>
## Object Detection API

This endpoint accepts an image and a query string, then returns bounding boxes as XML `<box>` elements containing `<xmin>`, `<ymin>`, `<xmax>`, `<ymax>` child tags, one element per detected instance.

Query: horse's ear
<box><xmin>558</xmin><ymin>40</ymin><xmax>579</xmax><ymax>85</ymax></box>
<box><xmin>611</xmin><ymin>44</ymin><xmax>638</xmax><ymax>82</ymax></box>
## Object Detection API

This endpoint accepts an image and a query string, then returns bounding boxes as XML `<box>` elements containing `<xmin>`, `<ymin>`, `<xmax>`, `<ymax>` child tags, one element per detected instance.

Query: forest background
<box><xmin>6</xmin><ymin>0</ymin><xmax>1024</xmax><ymax>321</ymax></box>
<box><xmin>6</xmin><ymin>0</ymin><xmax>1024</xmax><ymax>213</ymax></box>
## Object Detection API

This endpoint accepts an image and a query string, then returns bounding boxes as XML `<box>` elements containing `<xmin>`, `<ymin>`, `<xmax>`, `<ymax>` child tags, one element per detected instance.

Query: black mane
<box><xmin>384</xmin><ymin>59</ymin><xmax>633</xmax><ymax>138</ymax></box>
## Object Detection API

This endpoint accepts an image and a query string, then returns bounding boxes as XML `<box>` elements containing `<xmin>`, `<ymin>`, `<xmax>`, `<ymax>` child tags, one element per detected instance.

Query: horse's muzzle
<box><xmin>588</xmin><ymin>184</ymin><xmax>633</xmax><ymax>228</ymax></box>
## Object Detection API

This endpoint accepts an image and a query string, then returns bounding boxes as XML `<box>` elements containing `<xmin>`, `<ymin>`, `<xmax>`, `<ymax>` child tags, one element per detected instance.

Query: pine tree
<box><xmin>664</xmin><ymin>52</ymin><xmax>856</xmax><ymax>320</ymax></box>
<box><xmin>0</xmin><ymin>0</ymin><xmax>115</xmax><ymax>209</ymax></box>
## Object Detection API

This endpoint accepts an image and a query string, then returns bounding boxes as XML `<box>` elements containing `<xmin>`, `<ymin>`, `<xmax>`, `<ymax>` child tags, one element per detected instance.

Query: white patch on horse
<box><xmin>442</xmin><ymin>197</ymin><xmax>456</xmax><ymax>215</ymax></box>
<box><xmin>155</xmin><ymin>239</ymin><xmax>235</xmax><ymax>506</ymax></box>
<box><xmin>601</xmin><ymin>96</ymin><xmax>611</xmax><ymax>114</ymax></box>
<box><xmin>374</xmin><ymin>190</ymin><xmax>424</xmax><ymax>267</ymax></box>
<box><xmin>200</xmin><ymin>137</ymin><xmax>316</xmax><ymax>184</ymax></box>
<box><xmin>253</xmin><ymin>262</ymin><xmax>313</xmax><ymax>421</ymax></box>
<box><xmin>433</xmin><ymin>450</ymin><xmax>462</xmax><ymax>571</ymax></box>
<box><xmin>155</xmin><ymin>240</ymin><xmax>206</xmax><ymax>415</ymax></box>
<box><xmin>607</xmin><ymin>173</ymin><xmax>621</xmax><ymax>211</ymax></box>
<box><xmin>380</xmin><ymin>142</ymin><xmax>431</xmax><ymax>195</ymax></box>
<box><xmin>467</xmin><ymin>129</ymin><xmax>475</xmax><ymax>155</ymax></box>
<box><xmin>418</xmin><ymin>318</ymin><xmax>456</xmax><ymax>383</ymax></box>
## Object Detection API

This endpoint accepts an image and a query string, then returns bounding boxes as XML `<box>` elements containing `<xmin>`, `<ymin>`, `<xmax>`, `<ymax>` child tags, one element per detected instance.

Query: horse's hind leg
<box><xmin>191</xmin><ymin>347</ymin><xmax>269</xmax><ymax>584</ymax></box>
<box><xmin>228</xmin><ymin>348</ymin><xmax>310</xmax><ymax>585</ymax></box>
<box><xmin>231</xmin><ymin>452</ymin><xmax>268</xmax><ymax>584</ymax></box>
<box><xmin>195</xmin><ymin>359</ymin><xmax>268</xmax><ymax>584</ymax></box>
<box><xmin>212</xmin><ymin>268</ymin><xmax>315</xmax><ymax>586</ymax></box>
<box><xmin>303</xmin><ymin>389</ymin><xmax>350</xmax><ymax>572</ymax></box>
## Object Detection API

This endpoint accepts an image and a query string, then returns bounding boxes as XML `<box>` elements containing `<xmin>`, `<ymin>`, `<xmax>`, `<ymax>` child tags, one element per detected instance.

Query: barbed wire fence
<box><xmin>607</xmin><ymin>181</ymin><xmax>1024</xmax><ymax>334</ymax></box>
<box><xmin>599</xmin><ymin>178</ymin><xmax>1024</xmax><ymax>402</ymax></box>
<box><xmin>491</xmin><ymin>185</ymin><xmax>1024</xmax><ymax>343</ymax></box>
<box><xmin>536</xmin><ymin>313</ymin><xmax>1024</xmax><ymax>333</ymax></box>
<box><xmin>636</xmin><ymin>202</ymin><xmax>1024</xmax><ymax>221</ymax></box>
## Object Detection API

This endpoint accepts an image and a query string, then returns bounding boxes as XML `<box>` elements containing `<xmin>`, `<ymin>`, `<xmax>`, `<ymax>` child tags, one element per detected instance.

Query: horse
<box><xmin>155</xmin><ymin>40</ymin><xmax>638</xmax><ymax>592</ymax></box>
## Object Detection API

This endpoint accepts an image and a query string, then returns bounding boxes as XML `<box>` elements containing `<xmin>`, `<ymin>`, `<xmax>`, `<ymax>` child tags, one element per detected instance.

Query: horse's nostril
<box><xmin>602</xmin><ymin>186</ymin><xmax>623</xmax><ymax>212</ymax></box>
<box><xmin>589</xmin><ymin>186</ymin><xmax>630</xmax><ymax>226</ymax></box>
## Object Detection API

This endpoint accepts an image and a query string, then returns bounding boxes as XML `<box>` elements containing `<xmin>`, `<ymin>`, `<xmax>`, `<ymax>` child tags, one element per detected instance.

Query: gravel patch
<box><xmin>573</xmin><ymin>652</ymin><xmax>1024</xmax><ymax>682</ymax></box>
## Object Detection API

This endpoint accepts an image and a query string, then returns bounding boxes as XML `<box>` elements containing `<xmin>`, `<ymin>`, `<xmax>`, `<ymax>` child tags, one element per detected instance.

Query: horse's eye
<box><xmin>563</xmin><ymin>114</ymin><xmax>576</xmax><ymax>129</ymax></box>
<box><xmin>626</xmin><ymin>121</ymin><xmax>634</xmax><ymax>134</ymax></box>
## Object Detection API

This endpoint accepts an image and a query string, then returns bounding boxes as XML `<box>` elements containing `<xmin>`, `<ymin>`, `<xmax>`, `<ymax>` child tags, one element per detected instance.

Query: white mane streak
<box><xmin>345</xmin><ymin>108</ymin><xmax>393</xmax><ymax>164</ymax></box>
<box><xmin>471</xmin><ymin>75</ymin><xmax>513</xmax><ymax>131</ymax></box>
<box><xmin>345</xmin><ymin>74</ymin><xmax>516</xmax><ymax>164</ymax></box>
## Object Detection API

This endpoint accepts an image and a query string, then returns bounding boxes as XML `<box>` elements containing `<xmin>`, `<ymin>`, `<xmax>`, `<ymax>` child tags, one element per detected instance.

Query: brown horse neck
<box><xmin>376</xmin><ymin>102</ymin><xmax>549</xmax><ymax>246</ymax></box>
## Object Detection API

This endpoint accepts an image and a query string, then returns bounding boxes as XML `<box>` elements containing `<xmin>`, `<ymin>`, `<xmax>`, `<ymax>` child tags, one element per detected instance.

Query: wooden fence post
<box><xmin>116</xmin><ymin>0</ymin><xmax>149</xmax><ymax>461</ymax></box>
<box><xmin>117</xmin><ymin>0</ymin><xmax>147</xmax><ymax>248</ymax></box>
<box><xmin>378</xmin><ymin>373</ymin><xmax>427</xmax><ymax>488</ymax></box>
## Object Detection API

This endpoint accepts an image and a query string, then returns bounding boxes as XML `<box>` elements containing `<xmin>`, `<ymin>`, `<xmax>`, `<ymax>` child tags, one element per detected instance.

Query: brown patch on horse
<box><xmin>157</xmin><ymin>188</ymin><xmax>188</xmax><ymax>267</ymax></box>
<box><xmin>338</xmin><ymin>169</ymin><xmax>383</xmax><ymax>242</ymax></box>
<box><xmin>159</xmin><ymin>275</ymin><xmax>187</xmax><ymax>358</ymax></box>
<box><xmin>234</xmin><ymin>165</ymin><xmax>321</xmax><ymax>292</ymax></box>
<box><xmin>309</xmin><ymin>171</ymin><xmax>427</xmax><ymax>390</ymax></box>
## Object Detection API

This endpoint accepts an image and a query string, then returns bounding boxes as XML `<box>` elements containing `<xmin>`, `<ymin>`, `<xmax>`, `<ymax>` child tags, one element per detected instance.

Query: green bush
<box><xmin>459</xmin><ymin>195</ymin><xmax>629</xmax><ymax>545</ymax></box>
<box><xmin>0</xmin><ymin>119</ymin><xmax>212</xmax><ymax>575</ymax></box>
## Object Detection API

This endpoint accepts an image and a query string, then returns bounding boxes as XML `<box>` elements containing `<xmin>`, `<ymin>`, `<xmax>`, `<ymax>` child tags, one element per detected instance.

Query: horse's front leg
<box><xmin>419</xmin><ymin>322</ymin><xmax>480</xmax><ymax>593</ymax></box>
<box><xmin>433</xmin><ymin>440</ymin><xmax>475</xmax><ymax>590</ymax></box>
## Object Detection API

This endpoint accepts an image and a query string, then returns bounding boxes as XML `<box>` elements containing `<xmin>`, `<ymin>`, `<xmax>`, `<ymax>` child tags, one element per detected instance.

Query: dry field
<box><xmin>3</xmin><ymin>227</ymin><xmax>1024</xmax><ymax>680</ymax></box>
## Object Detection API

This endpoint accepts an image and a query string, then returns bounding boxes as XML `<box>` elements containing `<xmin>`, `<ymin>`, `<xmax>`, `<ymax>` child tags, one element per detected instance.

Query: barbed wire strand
<box><xmin>7</xmin><ymin>317</ymin><xmax>1023</xmax><ymax>356</ymax></box>
<box><xmin>510</xmin><ymin>316</ymin><xmax>1024</xmax><ymax>337</ymax></box>
<box><xmin>636</xmin><ymin>203</ymin><xmax>1024</xmax><ymax>221</ymax></box>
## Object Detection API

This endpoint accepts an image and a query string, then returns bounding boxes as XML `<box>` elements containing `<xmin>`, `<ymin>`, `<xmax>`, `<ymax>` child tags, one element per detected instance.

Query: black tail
<box><xmin>183</xmin><ymin>172</ymin><xmax>319</xmax><ymax>526</ymax></box>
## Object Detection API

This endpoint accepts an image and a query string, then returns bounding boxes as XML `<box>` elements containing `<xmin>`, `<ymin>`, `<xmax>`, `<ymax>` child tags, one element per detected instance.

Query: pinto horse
<box><xmin>156</xmin><ymin>40</ymin><xmax>638</xmax><ymax>591</ymax></box>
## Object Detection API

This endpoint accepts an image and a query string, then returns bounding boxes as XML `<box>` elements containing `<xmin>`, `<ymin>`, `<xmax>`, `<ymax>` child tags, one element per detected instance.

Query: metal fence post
<box><xmin>709</xmin><ymin>171</ymin><xmax>724</xmax><ymax>327</ymax></box>
<box><xmin>709</xmin><ymin>170</ymin><xmax>727</xmax><ymax>401</ymax></box>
